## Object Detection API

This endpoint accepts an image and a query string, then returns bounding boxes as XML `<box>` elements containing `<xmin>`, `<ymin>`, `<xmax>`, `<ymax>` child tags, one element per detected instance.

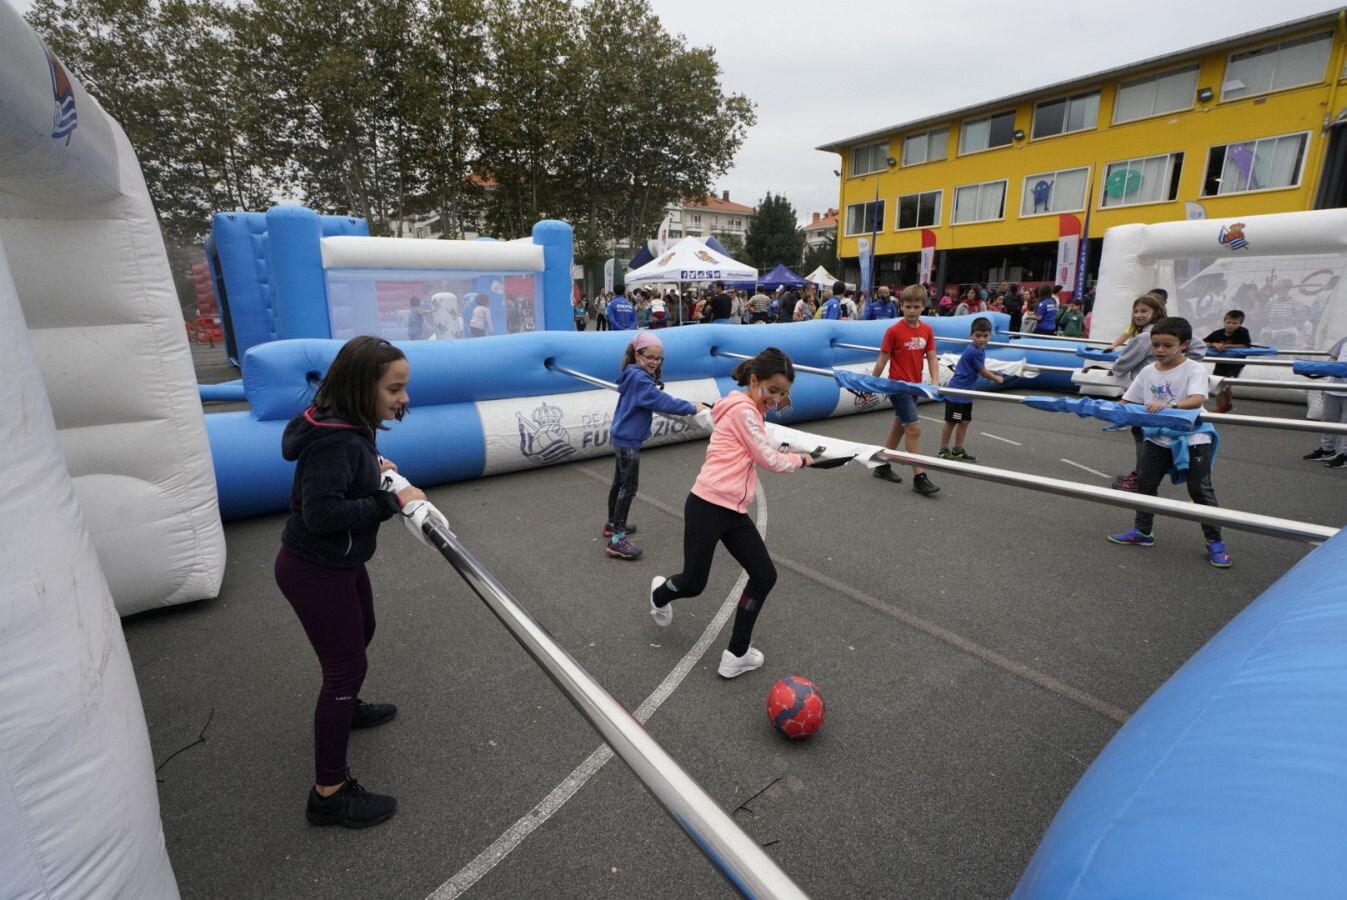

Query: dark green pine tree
<box><xmin>744</xmin><ymin>192</ymin><xmax>804</xmax><ymax>269</ymax></box>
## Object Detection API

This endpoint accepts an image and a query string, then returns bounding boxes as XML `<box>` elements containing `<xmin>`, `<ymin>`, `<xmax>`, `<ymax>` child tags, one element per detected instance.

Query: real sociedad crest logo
<box><xmin>1217</xmin><ymin>222</ymin><xmax>1249</xmax><ymax>251</ymax></box>
<box><xmin>516</xmin><ymin>401</ymin><xmax>577</xmax><ymax>464</ymax></box>
<box><xmin>44</xmin><ymin>48</ymin><xmax>77</xmax><ymax>145</ymax></box>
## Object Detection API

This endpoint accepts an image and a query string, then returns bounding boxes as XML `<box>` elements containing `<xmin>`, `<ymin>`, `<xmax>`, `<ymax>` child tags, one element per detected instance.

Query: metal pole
<box><xmin>1219</xmin><ymin>376</ymin><xmax>1345</xmax><ymax>392</ymax></box>
<box><xmin>873</xmin><ymin>450</ymin><xmax>1338</xmax><ymax>544</ymax></box>
<box><xmin>419</xmin><ymin>518</ymin><xmax>809</xmax><ymax>900</ymax></box>
<box><xmin>835</xmin><ymin>340</ymin><xmax>1318</xmax><ymax>368</ymax></box>
<box><xmin>996</xmin><ymin>330</ymin><xmax>1336</xmax><ymax>357</ymax></box>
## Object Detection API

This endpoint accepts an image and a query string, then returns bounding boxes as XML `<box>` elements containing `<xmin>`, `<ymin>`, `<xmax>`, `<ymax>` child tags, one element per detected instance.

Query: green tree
<box><xmin>802</xmin><ymin>233</ymin><xmax>840</xmax><ymax>277</ymax></box>
<box><xmin>745</xmin><ymin>192</ymin><xmax>803</xmax><ymax>269</ymax></box>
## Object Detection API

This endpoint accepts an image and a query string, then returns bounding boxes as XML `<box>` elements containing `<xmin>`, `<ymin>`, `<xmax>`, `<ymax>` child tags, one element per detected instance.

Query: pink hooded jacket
<box><xmin>692</xmin><ymin>391</ymin><xmax>807</xmax><ymax>513</ymax></box>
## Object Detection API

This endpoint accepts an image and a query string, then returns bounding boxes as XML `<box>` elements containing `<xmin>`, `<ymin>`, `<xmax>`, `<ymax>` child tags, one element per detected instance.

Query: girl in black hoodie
<box><xmin>274</xmin><ymin>335</ymin><xmax>426</xmax><ymax>828</ymax></box>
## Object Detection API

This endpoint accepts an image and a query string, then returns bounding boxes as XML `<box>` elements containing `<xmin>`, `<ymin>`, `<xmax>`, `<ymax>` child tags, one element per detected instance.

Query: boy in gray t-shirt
<box><xmin>1107</xmin><ymin>317</ymin><xmax>1230</xmax><ymax>568</ymax></box>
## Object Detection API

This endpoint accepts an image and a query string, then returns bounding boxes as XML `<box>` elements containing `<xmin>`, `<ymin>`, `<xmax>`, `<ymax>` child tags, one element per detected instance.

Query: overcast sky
<box><xmin>11</xmin><ymin>0</ymin><xmax>1343</xmax><ymax>225</ymax></box>
<box><xmin>648</xmin><ymin>0</ymin><xmax>1344</xmax><ymax>223</ymax></box>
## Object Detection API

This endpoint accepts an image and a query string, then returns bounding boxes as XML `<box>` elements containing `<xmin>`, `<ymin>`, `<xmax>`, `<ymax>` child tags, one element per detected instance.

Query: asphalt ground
<box><xmin>126</xmin><ymin>380</ymin><xmax>1345</xmax><ymax>899</ymax></box>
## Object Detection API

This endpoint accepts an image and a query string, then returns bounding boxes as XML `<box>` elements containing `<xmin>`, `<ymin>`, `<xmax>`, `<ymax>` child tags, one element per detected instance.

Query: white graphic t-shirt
<box><xmin>1122</xmin><ymin>358</ymin><xmax>1211</xmax><ymax>448</ymax></box>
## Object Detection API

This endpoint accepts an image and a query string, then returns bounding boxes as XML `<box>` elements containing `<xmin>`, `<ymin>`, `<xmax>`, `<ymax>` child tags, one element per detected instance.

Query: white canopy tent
<box><xmin>805</xmin><ymin>265</ymin><xmax>842</xmax><ymax>287</ymax></box>
<box><xmin>624</xmin><ymin>236</ymin><xmax>756</xmax><ymax>285</ymax></box>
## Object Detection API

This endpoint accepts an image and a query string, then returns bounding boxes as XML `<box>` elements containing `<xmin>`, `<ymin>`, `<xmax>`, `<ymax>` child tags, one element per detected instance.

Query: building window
<box><xmin>960</xmin><ymin>111</ymin><xmax>1016</xmax><ymax>154</ymax></box>
<box><xmin>952</xmin><ymin>180</ymin><xmax>1007</xmax><ymax>224</ymax></box>
<box><xmin>845</xmin><ymin>200</ymin><xmax>886</xmax><ymax>236</ymax></box>
<box><xmin>1101</xmin><ymin>153</ymin><xmax>1184</xmax><ymax>207</ymax></box>
<box><xmin>1202</xmin><ymin>133</ymin><xmax>1308</xmax><ymax>196</ymax></box>
<box><xmin>901</xmin><ymin>128</ymin><xmax>948</xmax><ymax>166</ymax></box>
<box><xmin>1032</xmin><ymin>91</ymin><xmax>1100</xmax><ymax>139</ymax></box>
<box><xmin>1113</xmin><ymin>66</ymin><xmax>1199</xmax><ymax>123</ymax></box>
<box><xmin>851</xmin><ymin>141</ymin><xmax>890</xmax><ymax>176</ymax></box>
<box><xmin>668</xmin><ymin>229</ymin><xmax>683</xmax><ymax>238</ymax></box>
<box><xmin>693</xmin><ymin>214</ymin><xmax>701</xmax><ymax>223</ymax></box>
<box><xmin>1020</xmin><ymin>167</ymin><xmax>1089</xmax><ymax>216</ymax></box>
<box><xmin>1223</xmin><ymin>31</ymin><xmax>1332</xmax><ymax>100</ymax></box>
<box><xmin>896</xmin><ymin>190</ymin><xmax>942</xmax><ymax>229</ymax></box>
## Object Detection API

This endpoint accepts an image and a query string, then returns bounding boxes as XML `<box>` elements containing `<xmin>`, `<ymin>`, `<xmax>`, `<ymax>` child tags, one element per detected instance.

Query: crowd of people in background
<box><xmin>574</xmin><ymin>278</ymin><xmax>1098</xmax><ymax>337</ymax></box>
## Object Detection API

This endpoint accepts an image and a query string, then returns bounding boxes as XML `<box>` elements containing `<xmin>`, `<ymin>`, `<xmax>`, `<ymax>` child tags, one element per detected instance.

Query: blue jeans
<box><xmin>606</xmin><ymin>447</ymin><xmax>640</xmax><ymax>535</ymax></box>
<box><xmin>888</xmin><ymin>393</ymin><xmax>919</xmax><ymax>425</ymax></box>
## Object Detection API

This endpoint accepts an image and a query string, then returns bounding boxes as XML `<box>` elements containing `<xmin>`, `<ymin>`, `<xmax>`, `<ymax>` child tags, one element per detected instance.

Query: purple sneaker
<box><xmin>1206</xmin><ymin>541</ymin><xmax>1231</xmax><ymax>568</ymax></box>
<box><xmin>1107</xmin><ymin>528</ymin><xmax>1155</xmax><ymax>547</ymax></box>
<box><xmin>605</xmin><ymin>536</ymin><xmax>643</xmax><ymax>560</ymax></box>
<box><xmin>1111</xmin><ymin>471</ymin><xmax>1138</xmax><ymax>491</ymax></box>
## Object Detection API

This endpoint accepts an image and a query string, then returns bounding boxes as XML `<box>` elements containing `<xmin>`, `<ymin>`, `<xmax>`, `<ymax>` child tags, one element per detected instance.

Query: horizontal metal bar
<box><xmin>419</xmin><ymin>518</ymin><xmax>809</xmax><ymax>899</ymax></box>
<box><xmin>997</xmin><ymin>330</ymin><xmax>1335</xmax><ymax>357</ymax></box>
<box><xmin>711</xmin><ymin>348</ymin><xmax>837</xmax><ymax>378</ymax></box>
<box><xmin>547</xmin><ymin>360</ymin><xmax>619</xmax><ymax>392</ymax></box>
<box><xmin>1220</xmin><ymin>376</ymin><xmax>1343</xmax><ymax>392</ymax></box>
<box><xmin>877</xmin><ymin>450</ymin><xmax>1338</xmax><ymax>544</ymax></box>
<box><xmin>1201</xmin><ymin>410</ymin><xmax>1347</xmax><ymax>434</ymax></box>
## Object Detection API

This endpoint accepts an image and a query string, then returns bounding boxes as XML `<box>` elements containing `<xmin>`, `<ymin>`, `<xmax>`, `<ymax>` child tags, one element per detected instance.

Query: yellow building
<box><xmin>819</xmin><ymin>10</ymin><xmax>1347</xmax><ymax>289</ymax></box>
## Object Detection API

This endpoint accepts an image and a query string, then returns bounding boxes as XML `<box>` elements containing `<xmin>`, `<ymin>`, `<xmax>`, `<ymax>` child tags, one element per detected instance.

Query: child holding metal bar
<box><xmin>938</xmin><ymin>317</ymin><xmax>1007</xmax><ymax>462</ymax></box>
<box><xmin>274</xmin><ymin>335</ymin><xmax>428</xmax><ymax>829</ymax></box>
<box><xmin>870</xmin><ymin>285</ymin><xmax>941</xmax><ymax>495</ymax></box>
<box><xmin>605</xmin><ymin>332</ymin><xmax>707</xmax><ymax>560</ymax></box>
<box><xmin>1203</xmin><ymin>310</ymin><xmax>1252</xmax><ymax>414</ymax></box>
<box><xmin>1106</xmin><ymin>317</ymin><xmax>1230</xmax><ymax>568</ymax></box>
<box><xmin>648</xmin><ymin>347</ymin><xmax>812</xmax><ymax>678</ymax></box>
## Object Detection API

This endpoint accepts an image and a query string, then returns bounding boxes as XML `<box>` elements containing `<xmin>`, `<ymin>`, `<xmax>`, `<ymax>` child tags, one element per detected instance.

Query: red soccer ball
<box><xmin>766</xmin><ymin>676</ymin><xmax>825</xmax><ymax>740</ymax></box>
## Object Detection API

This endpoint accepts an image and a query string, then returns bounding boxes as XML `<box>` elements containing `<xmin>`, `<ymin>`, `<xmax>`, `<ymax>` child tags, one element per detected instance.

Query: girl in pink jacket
<box><xmin>648</xmin><ymin>347</ymin><xmax>812</xmax><ymax>678</ymax></box>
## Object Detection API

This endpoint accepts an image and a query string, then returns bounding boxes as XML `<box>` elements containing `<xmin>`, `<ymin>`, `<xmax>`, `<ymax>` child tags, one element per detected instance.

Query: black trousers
<box><xmin>606</xmin><ymin>447</ymin><xmax>640</xmax><ymax>534</ymax></box>
<box><xmin>1134</xmin><ymin>440</ymin><xmax>1221</xmax><ymax>541</ymax></box>
<box><xmin>653</xmin><ymin>493</ymin><xmax>776</xmax><ymax>655</ymax></box>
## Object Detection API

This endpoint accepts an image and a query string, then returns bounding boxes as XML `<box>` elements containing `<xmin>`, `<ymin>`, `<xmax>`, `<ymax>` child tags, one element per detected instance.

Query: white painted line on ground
<box><xmin>1060</xmin><ymin>458</ymin><xmax>1110</xmax><ymax>479</ymax></box>
<box><xmin>427</xmin><ymin>480</ymin><xmax>767</xmax><ymax>900</ymax></box>
<box><xmin>980</xmin><ymin>432</ymin><xmax>1023</xmax><ymax>446</ymax></box>
<box><xmin>918</xmin><ymin>415</ymin><xmax>943</xmax><ymax>425</ymax></box>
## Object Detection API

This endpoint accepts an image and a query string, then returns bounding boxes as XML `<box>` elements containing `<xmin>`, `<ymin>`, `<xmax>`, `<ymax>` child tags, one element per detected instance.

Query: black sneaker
<box><xmin>351</xmin><ymin>700</ymin><xmax>397</xmax><ymax>730</ymax></box>
<box><xmin>1303</xmin><ymin>448</ymin><xmax>1334</xmax><ymax>461</ymax></box>
<box><xmin>306</xmin><ymin>778</ymin><xmax>397</xmax><ymax>828</ymax></box>
<box><xmin>872</xmin><ymin>463</ymin><xmax>903</xmax><ymax>484</ymax></box>
<box><xmin>912</xmin><ymin>473</ymin><xmax>940</xmax><ymax>496</ymax></box>
<box><xmin>1327</xmin><ymin>454</ymin><xmax>1347</xmax><ymax>469</ymax></box>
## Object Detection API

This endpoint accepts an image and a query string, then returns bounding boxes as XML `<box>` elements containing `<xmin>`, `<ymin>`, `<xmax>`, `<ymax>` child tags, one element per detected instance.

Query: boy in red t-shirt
<box><xmin>870</xmin><ymin>285</ymin><xmax>940</xmax><ymax>495</ymax></box>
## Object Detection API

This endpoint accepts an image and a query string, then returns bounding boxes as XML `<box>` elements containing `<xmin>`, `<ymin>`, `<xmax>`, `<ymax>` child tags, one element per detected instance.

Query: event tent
<box><xmin>805</xmin><ymin>265</ymin><xmax>842</xmax><ymax>287</ymax></box>
<box><xmin>758</xmin><ymin>263</ymin><xmax>807</xmax><ymax>288</ymax></box>
<box><xmin>624</xmin><ymin>236</ymin><xmax>756</xmax><ymax>285</ymax></box>
<box><xmin>626</xmin><ymin>235</ymin><xmax>732</xmax><ymax>272</ymax></box>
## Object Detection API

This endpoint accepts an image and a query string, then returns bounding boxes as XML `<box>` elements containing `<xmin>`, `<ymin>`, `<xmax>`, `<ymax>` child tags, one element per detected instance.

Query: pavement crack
<box><xmin>734</xmin><ymin>775</ymin><xmax>784</xmax><ymax>816</ymax></box>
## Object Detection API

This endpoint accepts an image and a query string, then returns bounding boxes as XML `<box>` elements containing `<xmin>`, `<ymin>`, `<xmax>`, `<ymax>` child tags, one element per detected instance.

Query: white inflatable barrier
<box><xmin>0</xmin><ymin>241</ymin><xmax>178</xmax><ymax>896</ymax></box>
<box><xmin>1092</xmin><ymin>210</ymin><xmax>1347</xmax><ymax>402</ymax></box>
<box><xmin>0</xmin><ymin>3</ymin><xmax>225</xmax><ymax>615</ymax></box>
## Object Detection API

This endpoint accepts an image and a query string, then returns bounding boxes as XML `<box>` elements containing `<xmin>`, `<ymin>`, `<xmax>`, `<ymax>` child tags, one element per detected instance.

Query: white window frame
<box><xmin>1201</xmin><ymin>131</ymin><xmax>1310</xmax><ymax>197</ymax></box>
<box><xmin>1112</xmin><ymin>65</ymin><xmax>1199</xmax><ymax>124</ymax></box>
<box><xmin>895</xmin><ymin>190</ymin><xmax>943</xmax><ymax>230</ymax></box>
<box><xmin>901</xmin><ymin>128</ymin><xmax>949</xmax><ymax>166</ymax></box>
<box><xmin>1222</xmin><ymin>31</ymin><xmax>1333</xmax><ymax>100</ymax></box>
<box><xmin>1031</xmin><ymin>91</ymin><xmax>1101</xmax><ymax>139</ymax></box>
<box><xmin>1098</xmin><ymin>152</ymin><xmax>1185</xmax><ymax>209</ymax></box>
<box><xmin>1019</xmin><ymin>167</ymin><xmax>1090</xmax><ymax>218</ymax></box>
<box><xmin>959</xmin><ymin>110</ymin><xmax>1016</xmax><ymax>155</ymax></box>
<box><xmin>951</xmin><ymin>179</ymin><xmax>1008</xmax><ymax>225</ymax></box>
<box><xmin>851</xmin><ymin>141</ymin><xmax>891</xmax><ymax>176</ymax></box>
<box><xmin>844</xmin><ymin>199</ymin><xmax>887</xmax><ymax>237</ymax></box>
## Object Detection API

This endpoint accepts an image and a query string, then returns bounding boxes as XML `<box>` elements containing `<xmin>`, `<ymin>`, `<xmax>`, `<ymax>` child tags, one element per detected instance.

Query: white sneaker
<box><xmin>650</xmin><ymin>576</ymin><xmax>671</xmax><ymax>627</ymax></box>
<box><xmin>717</xmin><ymin>647</ymin><xmax>764</xmax><ymax>678</ymax></box>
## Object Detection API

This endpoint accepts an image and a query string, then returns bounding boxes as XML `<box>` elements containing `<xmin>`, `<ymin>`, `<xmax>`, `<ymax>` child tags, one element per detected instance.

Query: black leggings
<box><xmin>606</xmin><ymin>447</ymin><xmax>640</xmax><ymax>535</ymax></box>
<box><xmin>653</xmin><ymin>493</ymin><xmax>776</xmax><ymax>655</ymax></box>
<box><xmin>1133</xmin><ymin>440</ymin><xmax>1221</xmax><ymax>541</ymax></box>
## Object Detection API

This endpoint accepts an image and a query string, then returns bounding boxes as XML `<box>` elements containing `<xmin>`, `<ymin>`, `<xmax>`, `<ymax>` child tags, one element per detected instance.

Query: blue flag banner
<box><xmin>1021</xmin><ymin>395</ymin><xmax>1200</xmax><ymax>431</ymax></box>
<box><xmin>1208</xmin><ymin>345</ymin><xmax>1280</xmax><ymax>358</ymax></box>
<box><xmin>1293</xmin><ymin>360</ymin><xmax>1347</xmax><ymax>377</ymax></box>
<box><xmin>1076</xmin><ymin>348</ymin><xmax>1119</xmax><ymax>362</ymax></box>
<box><xmin>835</xmin><ymin>369</ymin><xmax>943</xmax><ymax>400</ymax></box>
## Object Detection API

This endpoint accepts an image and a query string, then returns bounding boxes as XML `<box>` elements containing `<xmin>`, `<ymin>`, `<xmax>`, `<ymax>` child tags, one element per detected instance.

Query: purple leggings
<box><xmin>275</xmin><ymin>545</ymin><xmax>375</xmax><ymax>785</ymax></box>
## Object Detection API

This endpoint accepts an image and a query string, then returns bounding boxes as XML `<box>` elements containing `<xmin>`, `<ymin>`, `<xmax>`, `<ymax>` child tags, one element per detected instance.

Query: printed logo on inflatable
<box><xmin>516</xmin><ymin>401</ymin><xmax>576</xmax><ymax>464</ymax></box>
<box><xmin>1217</xmin><ymin>222</ymin><xmax>1249</xmax><ymax>251</ymax></box>
<box><xmin>44</xmin><ymin>48</ymin><xmax>77</xmax><ymax>145</ymax></box>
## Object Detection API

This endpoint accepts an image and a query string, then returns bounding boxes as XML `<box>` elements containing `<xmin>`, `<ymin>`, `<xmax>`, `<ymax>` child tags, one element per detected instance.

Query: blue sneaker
<box><xmin>1107</xmin><ymin>528</ymin><xmax>1155</xmax><ymax>547</ymax></box>
<box><xmin>1206</xmin><ymin>541</ymin><xmax>1232</xmax><ymax>568</ymax></box>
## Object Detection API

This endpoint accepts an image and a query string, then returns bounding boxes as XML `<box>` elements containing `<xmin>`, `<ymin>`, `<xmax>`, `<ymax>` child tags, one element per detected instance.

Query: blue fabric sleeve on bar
<box><xmin>834</xmin><ymin>369</ymin><xmax>943</xmax><ymax>399</ymax></box>
<box><xmin>1021</xmin><ymin>395</ymin><xmax>1200</xmax><ymax>430</ymax></box>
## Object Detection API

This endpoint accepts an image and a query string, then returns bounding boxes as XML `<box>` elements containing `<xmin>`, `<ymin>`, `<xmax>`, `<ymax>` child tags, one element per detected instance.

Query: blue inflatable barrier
<box><xmin>207</xmin><ymin>315</ymin><xmax>1042</xmax><ymax>519</ymax></box>
<box><xmin>1014</xmin><ymin>526</ymin><xmax>1347</xmax><ymax>899</ymax></box>
<box><xmin>198</xmin><ymin>380</ymin><xmax>246</xmax><ymax>403</ymax></box>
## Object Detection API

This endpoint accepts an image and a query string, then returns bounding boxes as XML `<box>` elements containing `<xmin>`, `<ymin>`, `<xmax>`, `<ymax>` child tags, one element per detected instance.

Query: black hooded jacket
<box><xmin>280</xmin><ymin>407</ymin><xmax>400</xmax><ymax>568</ymax></box>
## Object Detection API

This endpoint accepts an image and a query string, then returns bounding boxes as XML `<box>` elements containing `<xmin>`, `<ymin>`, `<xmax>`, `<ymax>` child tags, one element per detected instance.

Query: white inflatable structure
<box><xmin>1092</xmin><ymin>209</ymin><xmax>1347</xmax><ymax>378</ymax></box>
<box><xmin>0</xmin><ymin>3</ymin><xmax>225</xmax><ymax>616</ymax></box>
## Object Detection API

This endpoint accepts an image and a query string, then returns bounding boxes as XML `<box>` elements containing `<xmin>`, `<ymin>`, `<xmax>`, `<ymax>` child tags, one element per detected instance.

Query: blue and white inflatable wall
<box><xmin>2</xmin><ymin>4</ymin><xmax>198</xmax><ymax>895</ymax></box>
<box><xmin>206</xmin><ymin>206</ymin><xmax>575</xmax><ymax>365</ymax></box>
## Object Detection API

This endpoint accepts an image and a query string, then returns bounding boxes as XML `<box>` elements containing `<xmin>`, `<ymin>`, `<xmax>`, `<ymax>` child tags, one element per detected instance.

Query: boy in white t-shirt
<box><xmin>1107</xmin><ymin>317</ymin><xmax>1231</xmax><ymax>568</ymax></box>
